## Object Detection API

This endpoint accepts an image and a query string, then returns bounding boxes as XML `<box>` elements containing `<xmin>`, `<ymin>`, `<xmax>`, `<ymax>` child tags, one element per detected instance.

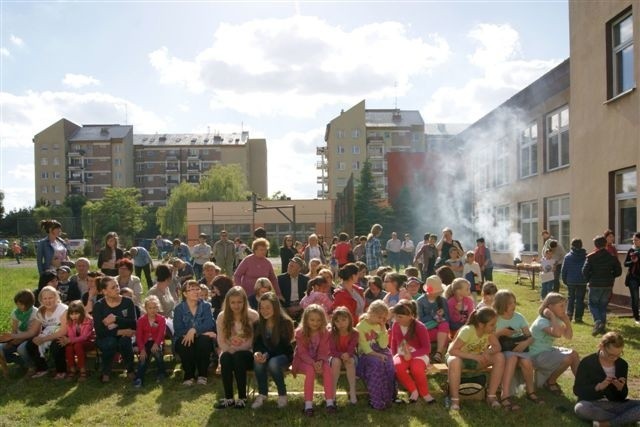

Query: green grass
<box><xmin>0</xmin><ymin>261</ymin><xmax>638</xmax><ymax>426</ymax></box>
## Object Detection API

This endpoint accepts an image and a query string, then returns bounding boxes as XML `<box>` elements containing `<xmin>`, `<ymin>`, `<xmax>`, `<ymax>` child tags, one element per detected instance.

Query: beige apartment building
<box><xmin>33</xmin><ymin>119</ymin><xmax>268</xmax><ymax>207</ymax></box>
<box><xmin>453</xmin><ymin>0</ymin><xmax>638</xmax><ymax>299</ymax></box>
<box><xmin>321</xmin><ymin>100</ymin><xmax>426</xmax><ymax>199</ymax></box>
<box><xmin>186</xmin><ymin>199</ymin><xmax>334</xmax><ymax>246</ymax></box>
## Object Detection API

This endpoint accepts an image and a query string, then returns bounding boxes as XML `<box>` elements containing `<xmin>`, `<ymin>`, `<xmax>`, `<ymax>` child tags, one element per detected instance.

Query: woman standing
<box><xmin>365</xmin><ymin>224</ymin><xmax>383</xmax><ymax>272</ymax></box>
<box><xmin>233</xmin><ymin>238</ymin><xmax>280</xmax><ymax>298</ymax></box>
<box><xmin>93</xmin><ymin>276</ymin><xmax>137</xmax><ymax>383</ymax></box>
<box><xmin>36</xmin><ymin>219</ymin><xmax>70</xmax><ymax>274</ymax></box>
<box><xmin>97</xmin><ymin>232</ymin><xmax>124</xmax><ymax>276</ymax></box>
<box><xmin>279</xmin><ymin>235</ymin><xmax>297</xmax><ymax>274</ymax></box>
<box><xmin>331</xmin><ymin>263</ymin><xmax>366</xmax><ymax>322</ymax></box>
<box><xmin>173</xmin><ymin>280</ymin><xmax>216</xmax><ymax>386</ymax></box>
<box><xmin>623</xmin><ymin>232</ymin><xmax>640</xmax><ymax>324</ymax></box>
<box><xmin>574</xmin><ymin>331</ymin><xmax>640</xmax><ymax>425</ymax></box>
<box><xmin>303</xmin><ymin>234</ymin><xmax>327</xmax><ymax>265</ymax></box>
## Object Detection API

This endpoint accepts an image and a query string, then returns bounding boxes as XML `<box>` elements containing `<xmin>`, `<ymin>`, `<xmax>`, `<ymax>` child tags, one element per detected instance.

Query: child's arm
<box><xmin>448</xmin><ymin>329</ymin><xmax>484</xmax><ymax>363</ymax></box>
<box><xmin>69</xmin><ymin>318</ymin><xmax>94</xmax><ymax>344</ymax></box>
<box><xmin>346</xmin><ymin>331</ymin><xmax>359</xmax><ymax>356</ymax></box>
<box><xmin>542</xmin><ymin>309</ymin><xmax>572</xmax><ymax>339</ymax></box>
<box><xmin>294</xmin><ymin>329</ymin><xmax>315</xmax><ymax>365</ymax></box>
<box><xmin>356</xmin><ymin>322</ymin><xmax>374</xmax><ymax>354</ymax></box>
<box><xmin>447</xmin><ymin>298</ymin><xmax>461</xmax><ymax>323</ymax></box>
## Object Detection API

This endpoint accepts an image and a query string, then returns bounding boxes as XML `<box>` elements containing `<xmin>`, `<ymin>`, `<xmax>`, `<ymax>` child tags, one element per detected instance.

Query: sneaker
<box><xmin>252</xmin><ymin>395</ymin><xmax>267</xmax><ymax>409</ymax></box>
<box><xmin>277</xmin><ymin>395</ymin><xmax>288</xmax><ymax>408</ymax></box>
<box><xmin>133</xmin><ymin>378</ymin><xmax>142</xmax><ymax>388</ymax></box>
<box><xmin>214</xmin><ymin>399</ymin><xmax>236</xmax><ymax>409</ymax></box>
<box><xmin>182</xmin><ymin>378</ymin><xmax>195</xmax><ymax>386</ymax></box>
<box><xmin>234</xmin><ymin>399</ymin><xmax>246</xmax><ymax>409</ymax></box>
<box><xmin>591</xmin><ymin>322</ymin><xmax>601</xmax><ymax>337</ymax></box>
<box><xmin>31</xmin><ymin>370</ymin><xmax>48</xmax><ymax>379</ymax></box>
<box><xmin>196</xmin><ymin>376</ymin><xmax>207</xmax><ymax>385</ymax></box>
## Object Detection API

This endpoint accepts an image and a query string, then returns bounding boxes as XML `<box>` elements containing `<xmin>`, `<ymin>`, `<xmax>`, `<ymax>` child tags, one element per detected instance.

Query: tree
<box><xmin>269</xmin><ymin>191</ymin><xmax>290</xmax><ymax>200</ymax></box>
<box><xmin>354</xmin><ymin>160</ymin><xmax>387</xmax><ymax>235</ymax></box>
<box><xmin>0</xmin><ymin>190</ymin><xmax>4</xmax><ymax>220</ymax></box>
<box><xmin>157</xmin><ymin>164</ymin><xmax>249</xmax><ymax>236</ymax></box>
<box><xmin>390</xmin><ymin>186</ymin><xmax>416</xmax><ymax>236</ymax></box>
<box><xmin>81</xmin><ymin>187</ymin><xmax>146</xmax><ymax>248</ymax></box>
<box><xmin>64</xmin><ymin>194</ymin><xmax>88</xmax><ymax>218</ymax></box>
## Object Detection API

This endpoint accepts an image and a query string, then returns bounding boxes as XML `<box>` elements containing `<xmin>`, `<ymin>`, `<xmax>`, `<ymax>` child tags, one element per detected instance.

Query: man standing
<box><xmin>474</xmin><ymin>237</ymin><xmax>494</xmax><ymax>282</ymax></box>
<box><xmin>212</xmin><ymin>230</ymin><xmax>235</xmax><ymax>275</ymax></box>
<box><xmin>172</xmin><ymin>239</ymin><xmax>191</xmax><ymax>262</ymax></box>
<box><xmin>582</xmin><ymin>235</ymin><xmax>622</xmax><ymax>336</ymax></box>
<box><xmin>414</xmin><ymin>234</ymin><xmax>438</xmax><ymax>280</ymax></box>
<box><xmin>386</xmin><ymin>232</ymin><xmax>402</xmax><ymax>271</ymax></box>
<box><xmin>71</xmin><ymin>257</ymin><xmax>91</xmax><ymax>295</ymax></box>
<box><xmin>277</xmin><ymin>256</ymin><xmax>309</xmax><ymax>320</ymax></box>
<box><xmin>128</xmin><ymin>246</ymin><xmax>155</xmax><ymax>290</ymax></box>
<box><xmin>400</xmin><ymin>233</ymin><xmax>415</xmax><ymax>268</ymax></box>
<box><xmin>191</xmin><ymin>233</ymin><xmax>212</xmax><ymax>280</ymax></box>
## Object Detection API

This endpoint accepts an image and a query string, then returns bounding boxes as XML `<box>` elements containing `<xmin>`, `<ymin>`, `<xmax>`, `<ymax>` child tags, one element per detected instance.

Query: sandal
<box><xmin>449</xmin><ymin>397</ymin><xmax>460</xmax><ymax>411</ymax></box>
<box><xmin>432</xmin><ymin>352</ymin><xmax>443</xmax><ymax>363</ymax></box>
<box><xmin>486</xmin><ymin>395</ymin><xmax>501</xmax><ymax>409</ymax></box>
<box><xmin>500</xmin><ymin>397</ymin><xmax>521</xmax><ymax>411</ymax></box>
<box><xmin>543</xmin><ymin>382</ymin><xmax>563</xmax><ymax>395</ymax></box>
<box><xmin>526</xmin><ymin>392</ymin><xmax>544</xmax><ymax>404</ymax></box>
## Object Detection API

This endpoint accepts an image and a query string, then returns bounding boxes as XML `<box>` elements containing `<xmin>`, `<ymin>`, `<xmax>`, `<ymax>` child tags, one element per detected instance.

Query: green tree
<box><xmin>0</xmin><ymin>190</ymin><xmax>4</xmax><ymax>220</ymax></box>
<box><xmin>81</xmin><ymin>187</ymin><xmax>146</xmax><ymax>248</ymax></box>
<box><xmin>64</xmin><ymin>194</ymin><xmax>88</xmax><ymax>217</ymax></box>
<box><xmin>390</xmin><ymin>186</ymin><xmax>416</xmax><ymax>235</ymax></box>
<box><xmin>157</xmin><ymin>164</ymin><xmax>249</xmax><ymax>236</ymax></box>
<box><xmin>354</xmin><ymin>160</ymin><xmax>386</xmax><ymax>235</ymax></box>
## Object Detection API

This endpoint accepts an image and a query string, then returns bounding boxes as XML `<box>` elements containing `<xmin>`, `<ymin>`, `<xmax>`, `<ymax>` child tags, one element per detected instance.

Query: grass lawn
<box><xmin>0</xmin><ymin>260</ymin><xmax>638</xmax><ymax>426</ymax></box>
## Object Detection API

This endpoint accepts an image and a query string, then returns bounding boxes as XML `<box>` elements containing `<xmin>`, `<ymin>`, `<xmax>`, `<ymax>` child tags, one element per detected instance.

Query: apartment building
<box><xmin>321</xmin><ymin>100</ymin><xmax>426</xmax><ymax>199</ymax></box>
<box><xmin>33</xmin><ymin>119</ymin><xmax>268</xmax><ymax>207</ymax></box>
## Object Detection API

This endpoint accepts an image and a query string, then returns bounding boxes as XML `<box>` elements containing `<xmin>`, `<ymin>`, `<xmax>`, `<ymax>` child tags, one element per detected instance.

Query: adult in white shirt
<box><xmin>386</xmin><ymin>232</ymin><xmax>403</xmax><ymax>271</ymax></box>
<box><xmin>401</xmin><ymin>233</ymin><xmax>415</xmax><ymax>268</ymax></box>
<box><xmin>191</xmin><ymin>233</ymin><xmax>212</xmax><ymax>280</ymax></box>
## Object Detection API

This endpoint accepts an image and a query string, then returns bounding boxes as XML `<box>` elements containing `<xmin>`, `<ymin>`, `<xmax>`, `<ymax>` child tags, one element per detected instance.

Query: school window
<box><xmin>116</xmin><ymin>172</ymin><xmax>122</xmax><ymax>181</ymax></box>
<box><xmin>519</xmin><ymin>122</ymin><xmax>538</xmax><ymax>179</ymax></box>
<box><xmin>41</xmin><ymin>145</ymin><xmax>48</xmax><ymax>151</ymax></box>
<box><xmin>545</xmin><ymin>106</ymin><xmax>569</xmax><ymax>171</ymax></box>
<box><xmin>519</xmin><ymin>201</ymin><xmax>539</xmax><ymax>253</ymax></box>
<box><xmin>495</xmin><ymin>205</ymin><xmax>510</xmax><ymax>252</ymax></box>
<box><xmin>608</xmin><ymin>10</ymin><xmax>635</xmax><ymax>98</ymax></box>
<box><xmin>53</xmin><ymin>185</ymin><xmax>60</xmax><ymax>193</ymax></box>
<box><xmin>613</xmin><ymin>168</ymin><xmax>637</xmax><ymax>246</ymax></box>
<box><xmin>476</xmin><ymin>150</ymin><xmax>491</xmax><ymax>191</ymax></box>
<box><xmin>352</xmin><ymin>145</ymin><xmax>360</xmax><ymax>154</ymax></box>
<box><xmin>336</xmin><ymin>177</ymin><xmax>347</xmax><ymax>187</ymax></box>
<box><xmin>53</xmin><ymin>143</ymin><xmax>59</xmax><ymax>150</ymax></box>
<box><xmin>114</xmin><ymin>144</ymin><xmax>121</xmax><ymax>153</ymax></box>
<box><xmin>53</xmin><ymin>172</ymin><xmax>61</xmax><ymax>179</ymax></box>
<box><xmin>546</xmin><ymin>195</ymin><xmax>570</xmax><ymax>250</ymax></box>
<box><xmin>136</xmin><ymin>176</ymin><xmax>144</xmax><ymax>184</ymax></box>
<box><xmin>336</xmin><ymin>145</ymin><xmax>345</xmax><ymax>154</ymax></box>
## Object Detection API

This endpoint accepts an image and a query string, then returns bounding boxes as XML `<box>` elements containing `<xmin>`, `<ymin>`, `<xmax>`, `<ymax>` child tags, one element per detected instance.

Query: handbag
<box><xmin>498</xmin><ymin>334</ymin><xmax>529</xmax><ymax>352</ymax></box>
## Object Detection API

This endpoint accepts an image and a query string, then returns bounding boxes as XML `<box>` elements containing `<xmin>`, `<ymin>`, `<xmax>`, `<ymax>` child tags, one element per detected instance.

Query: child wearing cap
<box><xmin>416</xmin><ymin>276</ymin><xmax>450</xmax><ymax>363</ymax></box>
<box><xmin>56</xmin><ymin>266</ymin><xmax>81</xmax><ymax>304</ymax></box>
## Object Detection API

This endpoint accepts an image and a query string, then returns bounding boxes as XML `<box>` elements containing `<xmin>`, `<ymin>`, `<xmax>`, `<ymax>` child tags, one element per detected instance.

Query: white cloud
<box><xmin>10</xmin><ymin>34</ymin><xmax>24</xmax><ymax>47</ymax></box>
<box><xmin>1</xmin><ymin>186</ymin><xmax>35</xmax><ymax>213</ymax></box>
<box><xmin>0</xmin><ymin>47</ymin><xmax>9</xmax><ymax>57</ymax></box>
<box><xmin>8</xmin><ymin>163</ymin><xmax>34</xmax><ymax>181</ymax></box>
<box><xmin>423</xmin><ymin>23</ymin><xmax>562</xmax><ymax>123</ymax></box>
<box><xmin>177</xmin><ymin>103</ymin><xmax>190</xmax><ymax>112</ymax></box>
<box><xmin>62</xmin><ymin>73</ymin><xmax>101</xmax><ymax>88</ymax></box>
<box><xmin>0</xmin><ymin>90</ymin><xmax>168</xmax><ymax>149</ymax></box>
<box><xmin>150</xmin><ymin>15</ymin><xmax>451</xmax><ymax>117</ymax></box>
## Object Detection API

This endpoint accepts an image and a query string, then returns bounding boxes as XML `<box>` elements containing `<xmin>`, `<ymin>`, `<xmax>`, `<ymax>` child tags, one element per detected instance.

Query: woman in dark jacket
<box><xmin>36</xmin><ymin>219</ymin><xmax>70</xmax><ymax>274</ymax></box>
<box><xmin>251</xmin><ymin>292</ymin><xmax>295</xmax><ymax>409</ymax></box>
<box><xmin>561</xmin><ymin>238</ymin><xmax>588</xmax><ymax>323</ymax></box>
<box><xmin>279</xmin><ymin>235</ymin><xmax>297</xmax><ymax>274</ymax></box>
<box><xmin>623</xmin><ymin>232</ymin><xmax>640</xmax><ymax>323</ymax></box>
<box><xmin>97</xmin><ymin>232</ymin><xmax>124</xmax><ymax>276</ymax></box>
<box><xmin>573</xmin><ymin>331</ymin><xmax>640</xmax><ymax>425</ymax></box>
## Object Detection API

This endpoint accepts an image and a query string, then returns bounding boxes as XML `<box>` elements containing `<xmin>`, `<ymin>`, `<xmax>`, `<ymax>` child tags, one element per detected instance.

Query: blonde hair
<box><xmin>445</xmin><ymin>278</ymin><xmax>470</xmax><ymax>299</ymax></box>
<box><xmin>298</xmin><ymin>304</ymin><xmax>327</xmax><ymax>343</ymax></box>
<box><xmin>38</xmin><ymin>285</ymin><xmax>61</xmax><ymax>315</ymax></box>
<box><xmin>143</xmin><ymin>295</ymin><xmax>161</xmax><ymax>311</ymax></box>
<box><xmin>538</xmin><ymin>292</ymin><xmax>567</xmax><ymax>316</ymax></box>
<box><xmin>362</xmin><ymin>299</ymin><xmax>389</xmax><ymax>322</ymax></box>
<box><xmin>492</xmin><ymin>289</ymin><xmax>515</xmax><ymax>315</ymax></box>
<box><xmin>254</xmin><ymin>277</ymin><xmax>273</xmax><ymax>294</ymax></box>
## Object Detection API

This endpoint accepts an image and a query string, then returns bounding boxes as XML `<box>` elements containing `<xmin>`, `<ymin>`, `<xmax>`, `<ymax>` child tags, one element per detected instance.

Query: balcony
<box><xmin>316</xmin><ymin>190</ymin><xmax>328</xmax><ymax>198</ymax></box>
<box><xmin>68</xmin><ymin>172</ymin><xmax>83</xmax><ymax>183</ymax></box>
<box><xmin>166</xmin><ymin>162</ymin><xmax>179</xmax><ymax>172</ymax></box>
<box><xmin>316</xmin><ymin>161</ymin><xmax>327</xmax><ymax>170</ymax></box>
<box><xmin>68</xmin><ymin>159</ymin><xmax>84</xmax><ymax>170</ymax></box>
<box><xmin>367</xmin><ymin>136</ymin><xmax>384</xmax><ymax>144</ymax></box>
<box><xmin>316</xmin><ymin>176</ymin><xmax>328</xmax><ymax>184</ymax></box>
<box><xmin>187</xmin><ymin>162</ymin><xmax>201</xmax><ymax>172</ymax></box>
<box><xmin>68</xmin><ymin>150</ymin><xmax>85</xmax><ymax>157</ymax></box>
<box><xmin>316</xmin><ymin>146</ymin><xmax>327</xmax><ymax>156</ymax></box>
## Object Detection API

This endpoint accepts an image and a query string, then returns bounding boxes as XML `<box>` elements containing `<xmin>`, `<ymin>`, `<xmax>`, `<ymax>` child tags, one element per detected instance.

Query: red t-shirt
<box><xmin>334</xmin><ymin>242</ymin><xmax>352</xmax><ymax>265</ymax></box>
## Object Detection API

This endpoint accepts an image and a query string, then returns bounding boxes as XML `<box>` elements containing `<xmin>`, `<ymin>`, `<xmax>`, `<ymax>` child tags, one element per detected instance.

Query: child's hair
<box><xmin>481</xmin><ymin>281</ymin><xmax>498</xmax><ymax>297</ymax></box>
<box><xmin>155</xmin><ymin>264</ymin><xmax>172</xmax><ymax>282</ymax></box>
<box><xmin>221</xmin><ymin>286</ymin><xmax>252</xmax><ymax>340</ymax></box>
<box><xmin>38</xmin><ymin>286</ymin><xmax>61</xmax><ymax>315</ymax></box>
<box><xmin>330</xmin><ymin>306</ymin><xmax>356</xmax><ymax>340</ymax></box>
<box><xmin>466</xmin><ymin>306</ymin><xmax>497</xmax><ymax>327</ymax></box>
<box><xmin>492</xmin><ymin>289</ymin><xmax>515</xmax><ymax>315</ymax></box>
<box><xmin>375</xmin><ymin>266</ymin><xmax>393</xmax><ymax>279</ymax></box>
<box><xmin>257</xmin><ymin>292</ymin><xmax>293</xmax><ymax>347</ymax></box>
<box><xmin>298</xmin><ymin>304</ymin><xmax>328</xmax><ymax>342</ymax></box>
<box><xmin>308</xmin><ymin>275</ymin><xmax>328</xmax><ymax>291</ymax></box>
<box><xmin>384</xmin><ymin>272</ymin><xmax>407</xmax><ymax>292</ymax></box>
<box><xmin>318</xmin><ymin>268</ymin><xmax>334</xmax><ymax>284</ymax></box>
<box><xmin>436</xmin><ymin>266</ymin><xmax>455</xmax><ymax>285</ymax></box>
<box><xmin>66</xmin><ymin>300</ymin><xmax>86</xmax><ymax>323</ymax></box>
<box><xmin>449</xmin><ymin>247</ymin><xmax>460</xmax><ymax>257</ymax></box>
<box><xmin>212</xmin><ymin>275</ymin><xmax>233</xmax><ymax>299</ymax></box>
<box><xmin>570</xmin><ymin>238</ymin><xmax>583</xmax><ymax>250</ymax></box>
<box><xmin>366</xmin><ymin>275</ymin><xmax>383</xmax><ymax>292</ymax></box>
<box><xmin>355</xmin><ymin>261</ymin><xmax>368</xmax><ymax>273</ymax></box>
<box><xmin>254</xmin><ymin>277</ymin><xmax>273</xmax><ymax>295</ymax></box>
<box><xmin>600</xmin><ymin>331</ymin><xmax>624</xmax><ymax>349</ymax></box>
<box><xmin>465</xmin><ymin>251</ymin><xmax>475</xmax><ymax>260</ymax></box>
<box><xmin>390</xmin><ymin>299</ymin><xmax>418</xmax><ymax>339</ymax></box>
<box><xmin>143</xmin><ymin>295</ymin><xmax>161</xmax><ymax>311</ymax></box>
<box><xmin>404</xmin><ymin>266</ymin><xmax>420</xmax><ymax>278</ymax></box>
<box><xmin>538</xmin><ymin>292</ymin><xmax>567</xmax><ymax>316</ymax></box>
<box><xmin>199</xmin><ymin>284</ymin><xmax>210</xmax><ymax>299</ymax></box>
<box><xmin>338</xmin><ymin>263</ymin><xmax>359</xmax><ymax>280</ymax></box>
<box><xmin>14</xmin><ymin>289</ymin><xmax>35</xmax><ymax>308</ymax></box>
<box><xmin>362</xmin><ymin>299</ymin><xmax>389</xmax><ymax>321</ymax></box>
<box><xmin>120</xmin><ymin>287</ymin><xmax>134</xmax><ymax>299</ymax></box>
<box><xmin>445</xmin><ymin>278</ymin><xmax>470</xmax><ymax>299</ymax></box>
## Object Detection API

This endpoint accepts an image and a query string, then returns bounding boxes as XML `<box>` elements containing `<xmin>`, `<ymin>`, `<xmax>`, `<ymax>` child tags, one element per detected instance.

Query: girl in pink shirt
<box><xmin>62</xmin><ymin>300</ymin><xmax>95</xmax><ymax>381</ymax></box>
<box><xmin>446</xmin><ymin>278</ymin><xmax>476</xmax><ymax>335</ymax></box>
<box><xmin>328</xmin><ymin>306</ymin><xmax>359</xmax><ymax>404</ymax></box>
<box><xmin>300</xmin><ymin>276</ymin><xmax>333</xmax><ymax>314</ymax></box>
<box><xmin>134</xmin><ymin>295</ymin><xmax>167</xmax><ymax>387</ymax></box>
<box><xmin>292</xmin><ymin>304</ymin><xmax>336</xmax><ymax>417</ymax></box>
<box><xmin>390</xmin><ymin>299</ymin><xmax>435</xmax><ymax>403</ymax></box>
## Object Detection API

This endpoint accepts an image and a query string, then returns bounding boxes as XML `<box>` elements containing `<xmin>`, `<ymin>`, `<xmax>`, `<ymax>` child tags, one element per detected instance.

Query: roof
<box><xmin>68</xmin><ymin>125</ymin><xmax>132</xmax><ymax>141</ymax></box>
<box><xmin>133</xmin><ymin>131</ymin><xmax>250</xmax><ymax>146</ymax></box>
<box><xmin>425</xmin><ymin>123</ymin><xmax>469</xmax><ymax>136</ymax></box>
<box><xmin>365</xmin><ymin>109</ymin><xmax>424</xmax><ymax>128</ymax></box>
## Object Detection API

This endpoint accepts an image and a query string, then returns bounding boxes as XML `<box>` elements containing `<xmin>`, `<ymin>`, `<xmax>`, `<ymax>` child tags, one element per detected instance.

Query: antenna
<box><xmin>394</xmin><ymin>81</ymin><xmax>398</xmax><ymax>110</ymax></box>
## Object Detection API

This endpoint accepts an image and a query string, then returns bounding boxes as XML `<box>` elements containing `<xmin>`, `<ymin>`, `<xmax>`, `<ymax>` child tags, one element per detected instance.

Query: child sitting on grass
<box><xmin>476</xmin><ymin>281</ymin><xmax>498</xmax><ymax>309</ymax></box>
<box><xmin>133</xmin><ymin>295</ymin><xmax>167</xmax><ymax>387</ymax></box>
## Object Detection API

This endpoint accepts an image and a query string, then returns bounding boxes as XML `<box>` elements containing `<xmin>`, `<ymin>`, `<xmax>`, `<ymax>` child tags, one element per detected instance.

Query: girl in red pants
<box><xmin>390</xmin><ymin>299</ymin><xmax>435</xmax><ymax>403</ymax></box>
<box><xmin>62</xmin><ymin>300</ymin><xmax>95</xmax><ymax>380</ymax></box>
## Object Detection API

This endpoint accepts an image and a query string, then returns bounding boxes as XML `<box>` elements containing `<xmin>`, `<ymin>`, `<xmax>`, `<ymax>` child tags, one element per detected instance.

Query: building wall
<box><xmin>570</xmin><ymin>0</ymin><xmax>639</xmax><ymax>296</ymax></box>
<box><xmin>245</xmin><ymin>138</ymin><xmax>268</xmax><ymax>198</ymax></box>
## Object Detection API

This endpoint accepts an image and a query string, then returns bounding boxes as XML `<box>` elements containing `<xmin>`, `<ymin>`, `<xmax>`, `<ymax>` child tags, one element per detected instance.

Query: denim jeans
<box><xmin>254</xmin><ymin>354</ymin><xmax>290</xmax><ymax>396</ymax></box>
<box><xmin>575</xmin><ymin>399</ymin><xmax>640</xmax><ymax>424</ymax></box>
<box><xmin>0</xmin><ymin>340</ymin><xmax>31</xmax><ymax>367</ymax></box>
<box><xmin>541</xmin><ymin>281</ymin><xmax>554</xmax><ymax>300</ymax></box>
<box><xmin>566</xmin><ymin>283</ymin><xmax>587</xmax><ymax>320</ymax></box>
<box><xmin>135</xmin><ymin>340</ymin><xmax>166</xmax><ymax>383</ymax></box>
<box><xmin>628</xmin><ymin>277</ymin><xmax>640</xmax><ymax>320</ymax></box>
<box><xmin>588</xmin><ymin>286</ymin><xmax>612</xmax><ymax>325</ymax></box>
<box><xmin>96</xmin><ymin>335</ymin><xmax>135</xmax><ymax>375</ymax></box>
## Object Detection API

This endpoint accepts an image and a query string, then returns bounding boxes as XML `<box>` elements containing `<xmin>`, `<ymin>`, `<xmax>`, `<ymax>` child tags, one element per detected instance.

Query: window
<box><xmin>41</xmin><ymin>158</ymin><xmax>48</xmax><ymax>166</ymax></box>
<box><xmin>336</xmin><ymin>177</ymin><xmax>347</xmax><ymax>187</ymax></box>
<box><xmin>114</xmin><ymin>144</ymin><xmax>121</xmax><ymax>153</ymax></box>
<box><xmin>41</xmin><ymin>186</ymin><xmax>48</xmax><ymax>194</ymax></box>
<box><xmin>53</xmin><ymin>143</ymin><xmax>59</xmax><ymax>150</ymax></box>
<box><xmin>412</xmin><ymin>133</ymin><xmax>421</xmax><ymax>144</ymax></box>
<box><xmin>116</xmin><ymin>172</ymin><xmax>122</xmax><ymax>180</ymax></box>
<box><xmin>519</xmin><ymin>122</ymin><xmax>538</xmax><ymax>179</ymax></box>
<box><xmin>336</xmin><ymin>130</ymin><xmax>344</xmax><ymax>139</ymax></box>
<box><xmin>53</xmin><ymin>185</ymin><xmax>60</xmax><ymax>193</ymax></box>
<box><xmin>137</xmin><ymin>164</ymin><xmax>145</xmax><ymax>172</ymax></box>
<box><xmin>546</xmin><ymin>106</ymin><xmax>569</xmax><ymax>171</ymax></box>
<box><xmin>351</xmin><ymin>128</ymin><xmax>361</xmax><ymax>138</ymax></box>
<box><xmin>147</xmin><ymin>189</ymin><xmax>154</xmax><ymax>195</ymax></box>
<box><xmin>609</xmin><ymin>10</ymin><xmax>635</xmax><ymax>97</ymax></box>
<box><xmin>495</xmin><ymin>205</ymin><xmax>510</xmax><ymax>252</ymax></box>
<box><xmin>147</xmin><ymin>176</ymin><xmax>153</xmax><ymax>182</ymax></box>
<box><xmin>352</xmin><ymin>161</ymin><xmax>360</xmax><ymax>170</ymax></box>
<box><xmin>519</xmin><ymin>201</ymin><xmax>539</xmax><ymax>253</ymax></box>
<box><xmin>547</xmin><ymin>195</ymin><xmax>570</xmax><ymax>250</ymax></box>
<box><xmin>495</xmin><ymin>139</ymin><xmax>508</xmax><ymax>186</ymax></box>
<box><xmin>41</xmin><ymin>145</ymin><xmax>48</xmax><ymax>151</ymax></box>
<box><xmin>336</xmin><ymin>145</ymin><xmax>345</xmax><ymax>154</ymax></box>
<box><xmin>337</xmin><ymin>162</ymin><xmax>346</xmax><ymax>171</ymax></box>
<box><xmin>136</xmin><ymin>176</ymin><xmax>144</xmax><ymax>184</ymax></box>
<box><xmin>352</xmin><ymin>145</ymin><xmax>360</xmax><ymax>154</ymax></box>
<box><xmin>114</xmin><ymin>158</ymin><xmax>122</xmax><ymax>166</ymax></box>
<box><xmin>189</xmin><ymin>149</ymin><xmax>198</xmax><ymax>156</ymax></box>
<box><xmin>53</xmin><ymin>157</ymin><xmax>59</xmax><ymax>166</ymax></box>
<box><xmin>41</xmin><ymin>172</ymin><xmax>48</xmax><ymax>179</ymax></box>
<box><xmin>614</xmin><ymin>168</ymin><xmax>637</xmax><ymax>246</ymax></box>
<box><xmin>53</xmin><ymin>172</ymin><xmax>61</xmax><ymax>179</ymax></box>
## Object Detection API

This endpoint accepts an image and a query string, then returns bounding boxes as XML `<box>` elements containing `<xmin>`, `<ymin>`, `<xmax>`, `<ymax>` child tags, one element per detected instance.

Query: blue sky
<box><xmin>0</xmin><ymin>1</ymin><xmax>569</xmax><ymax>213</ymax></box>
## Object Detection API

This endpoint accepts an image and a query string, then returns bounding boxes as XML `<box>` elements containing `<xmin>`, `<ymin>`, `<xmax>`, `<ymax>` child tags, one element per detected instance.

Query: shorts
<box><xmin>532</xmin><ymin>347</ymin><xmax>573</xmax><ymax>387</ymax></box>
